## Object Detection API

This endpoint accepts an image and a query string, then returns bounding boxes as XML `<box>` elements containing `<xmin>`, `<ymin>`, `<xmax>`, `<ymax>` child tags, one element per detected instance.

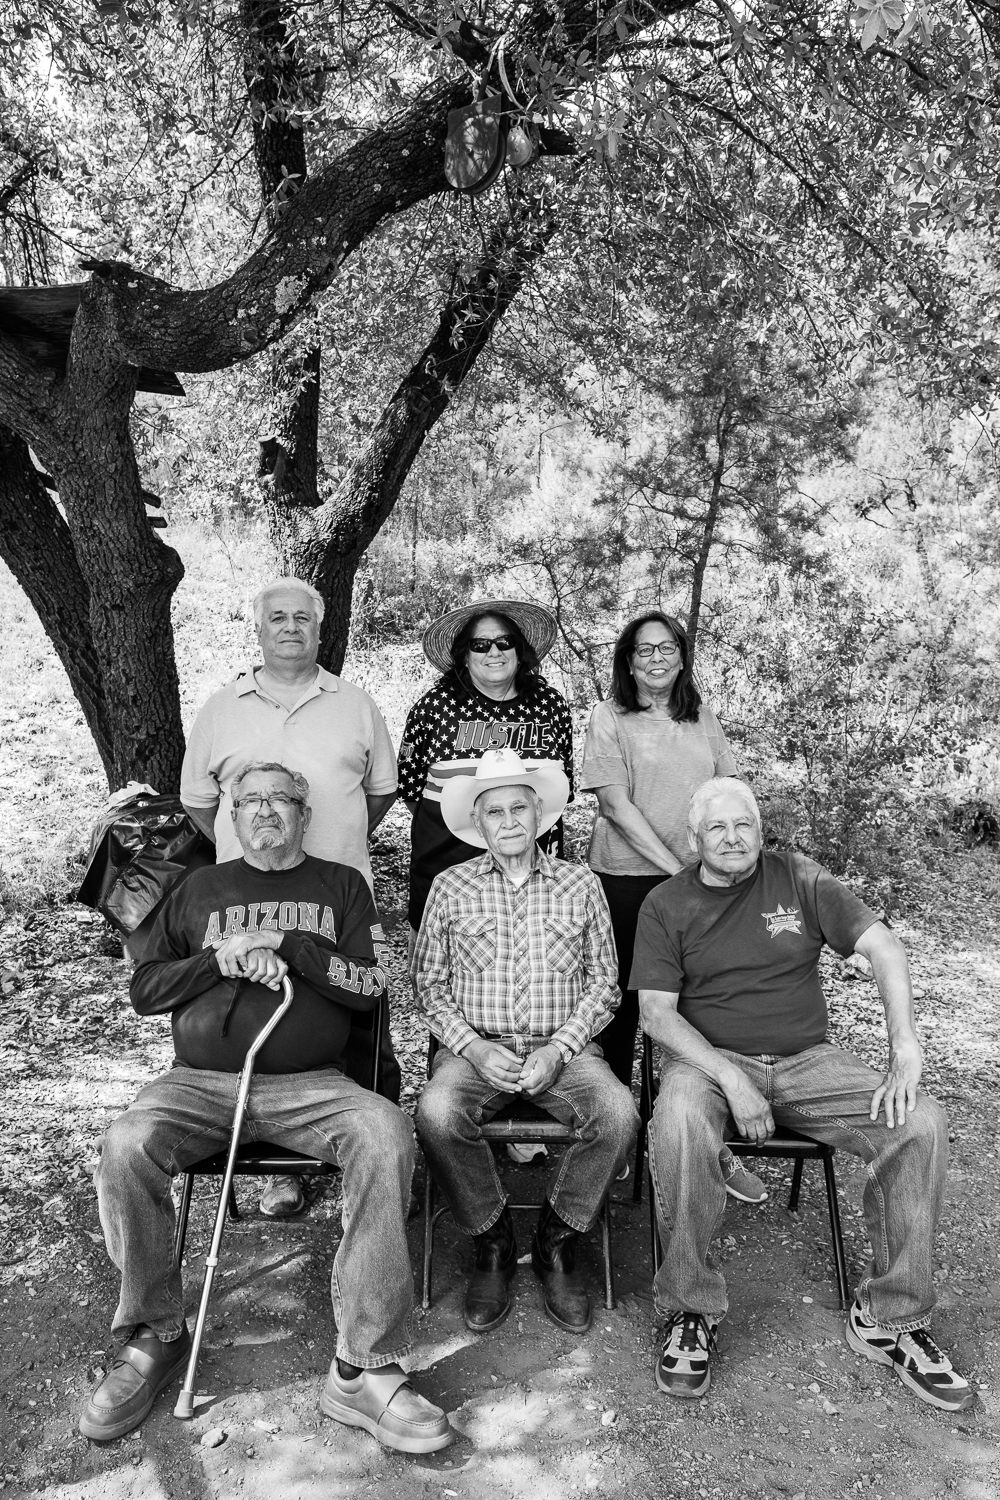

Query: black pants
<box><xmin>596</xmin><ymin>871</ymin><xmax>672</xmax><ymax>1088</ymax></box>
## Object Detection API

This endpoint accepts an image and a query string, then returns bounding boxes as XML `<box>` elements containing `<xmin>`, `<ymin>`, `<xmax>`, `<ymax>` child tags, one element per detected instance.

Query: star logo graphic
<box><xmin>762</xmin><ymin>904</ymin><xmax>802</xmax><ymax>938</ymax></box>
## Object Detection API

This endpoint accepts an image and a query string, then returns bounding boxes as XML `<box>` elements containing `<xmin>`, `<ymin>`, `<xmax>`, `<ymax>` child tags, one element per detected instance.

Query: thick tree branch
<box><xmin>0</xmin><ymin>426</ymin><xmax>112</xmax><ymax>775</ymax></box>
<box><xmin>242</xmin><ymin>0</ymin><xmax>323</xmax><ymax>532</ymax></box>
<box><xmin>45</xmin><ymin>0</ymin><xmax>694</xmax><ymax>377</ymax></box>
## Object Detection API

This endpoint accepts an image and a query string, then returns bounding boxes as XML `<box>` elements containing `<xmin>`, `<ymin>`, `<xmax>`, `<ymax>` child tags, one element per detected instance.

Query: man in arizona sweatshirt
<box><xmin>80</xmin><ymin>761</ymin><xmax>451</xmax><ymax>1456</ymax></box>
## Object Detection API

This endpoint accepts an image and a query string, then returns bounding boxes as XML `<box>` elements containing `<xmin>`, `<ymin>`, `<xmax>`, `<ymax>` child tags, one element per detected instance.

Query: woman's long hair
<box><xmin>609</xmin><ymin>612</ymin><xmax>701</xmax><ymax>721</ymax></box>
<box><xmin>441</xmin><ymin>611</ymin><xmax>546</xmax><ymax>700</ymax></box>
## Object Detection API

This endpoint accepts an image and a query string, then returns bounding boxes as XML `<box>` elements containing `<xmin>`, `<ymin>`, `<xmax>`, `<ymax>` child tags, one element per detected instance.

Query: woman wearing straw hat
<box><xmin>398</xmin><ymin>600</ymin><xmax>574</xmax><ymax>933</ymax></box>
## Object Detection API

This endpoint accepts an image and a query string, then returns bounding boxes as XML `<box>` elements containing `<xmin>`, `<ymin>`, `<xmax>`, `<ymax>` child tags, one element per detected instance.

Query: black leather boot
<box><xmin>531</xmin><ymin>1198</ymin><xmax>592</xmax><ymax>1333</ymax></box>
<box><xmin>464</xmin><ymin>1206</ymin><xmax>517</xmax><ymax>1333</ymax></box>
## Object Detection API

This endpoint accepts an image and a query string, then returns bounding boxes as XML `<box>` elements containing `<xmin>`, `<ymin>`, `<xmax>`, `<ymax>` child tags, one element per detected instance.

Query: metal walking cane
<box><xmin>174</xmin><ymin>973</ymin><xmax>295</xmax><ymax>1419</ymax></box>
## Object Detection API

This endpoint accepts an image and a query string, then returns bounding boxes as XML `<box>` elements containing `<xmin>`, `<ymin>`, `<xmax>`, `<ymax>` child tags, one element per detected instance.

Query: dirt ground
<box><xmin>2</xmin><ymin>815</ymin><xmax>999</xmax><ymax>1500</ymax></box>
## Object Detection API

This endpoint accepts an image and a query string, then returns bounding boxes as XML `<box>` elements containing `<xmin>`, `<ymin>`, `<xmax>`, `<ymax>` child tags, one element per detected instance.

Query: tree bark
<box><xmin>687</xmin><ymin>402</ymin><xmax>732</xmax><ymax>648</ymax></box>
<box><xmin>242</xmin><ymin>0</ymin><xmax>324</xmax><ymax>558</ymax></box>
<box><xmin>36</xmin><ymin>276</ymin><xmax>186</xmax><ymax>789</ymax></box>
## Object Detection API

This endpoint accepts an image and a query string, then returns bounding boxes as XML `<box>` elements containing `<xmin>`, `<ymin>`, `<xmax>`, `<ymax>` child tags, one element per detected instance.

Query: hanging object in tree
<box><xmin>444</xmin><ymin>94</ymin><xmax>509</xmax><ymax>195</ymax></box>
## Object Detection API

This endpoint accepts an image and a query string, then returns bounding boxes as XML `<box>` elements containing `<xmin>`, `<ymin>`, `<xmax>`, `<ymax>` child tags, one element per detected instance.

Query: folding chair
<box><xmin>639</xmin><ymin>1035</ymin><xmax>849</xmax><ymax>1308</ymax></box>
<box><xmin>420</xmin><ymin>1038</ymin><xmax>618</xmax><ymax>1312</ymax></box>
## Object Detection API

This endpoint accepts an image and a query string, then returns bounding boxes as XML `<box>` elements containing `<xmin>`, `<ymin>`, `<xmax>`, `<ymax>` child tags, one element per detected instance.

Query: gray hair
<box><xmin>252</xmin><ymin>576</ymin><xmax>325</xmax><ymax>631</ymax></box>
<box><xmin>231</xmin><ymin>761</ymin><xmax>310</xmax><ymax>805</ymax></box>
<box><xmin>688</xmin><ymin>777</ymin><xmax>760</xmax><ymax>833</ymax></box>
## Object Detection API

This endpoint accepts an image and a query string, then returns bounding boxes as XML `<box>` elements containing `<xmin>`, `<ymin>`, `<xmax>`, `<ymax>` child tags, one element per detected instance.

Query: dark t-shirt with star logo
<box><xmin>398</xmin><ymin>677</ymin><xmax>574</xmax><ymax>928</ymax></box>
<box><xmin>629</xmin><ymin>851</ymin><xmax>881</xmax><ymax>1055</ymax></box>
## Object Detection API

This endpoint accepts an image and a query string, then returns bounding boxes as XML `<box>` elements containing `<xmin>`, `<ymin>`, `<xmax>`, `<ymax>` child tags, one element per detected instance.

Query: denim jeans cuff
<box><xmin>124</xmin><ymin>1323</ymin><xmax>186</xmax><ymax>1344</ymax></box>
<box><xmin>335</xmin><ymin>1344</ymin><xmax>412</xmax><ymax>1370</ymax></box>
<box><xmin>452</xmin><ymin>1199</ymin><xmax>510</xmax><ymax>1238</ymax></box>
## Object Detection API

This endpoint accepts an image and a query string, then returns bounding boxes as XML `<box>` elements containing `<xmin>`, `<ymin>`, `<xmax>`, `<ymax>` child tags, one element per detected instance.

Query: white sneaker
<box><xmin>846</xmin><ymin>1299</ymin><xmax>974</xmax><ymax>1412</ymax></box>
<box><xmin>655</xmin><ymin>1311</ymin><xmax>718</xmax><ymax>1398</ymax></box>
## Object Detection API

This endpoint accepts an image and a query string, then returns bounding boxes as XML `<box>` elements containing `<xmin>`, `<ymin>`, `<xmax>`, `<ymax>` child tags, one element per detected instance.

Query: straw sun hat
<box><xmin>421</xmin><ymin>599</ymin><xmax>557</xmax><ymax>673</ymax></box>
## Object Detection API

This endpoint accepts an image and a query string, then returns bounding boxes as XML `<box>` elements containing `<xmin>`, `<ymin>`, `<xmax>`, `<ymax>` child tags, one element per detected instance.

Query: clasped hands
<box><xmin>214</xmin><ymin>929</ymin><xmax>288</xmax><ymax>990</ymax></box>
<box><xmin>463</xmin><ymin>1037</ymin><xmax>564</xmax><ymax>1096</ymax></box>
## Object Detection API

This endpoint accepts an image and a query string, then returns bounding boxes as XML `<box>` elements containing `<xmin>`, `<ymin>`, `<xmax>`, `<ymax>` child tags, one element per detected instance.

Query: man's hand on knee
<box><xmin>869</xmin><ymin>1038</ymin><xmax>922</xmax><ymax>1128</ymax></box>
<box><xmin>721</xmin><ymin>1066</ymin><xmax>773</xmax><ymax>1144</ymax></box>
<box><xmin>462</xmin><ymin>1039</ymin><xmax>524</xmax><ymax>1091</ymax></box>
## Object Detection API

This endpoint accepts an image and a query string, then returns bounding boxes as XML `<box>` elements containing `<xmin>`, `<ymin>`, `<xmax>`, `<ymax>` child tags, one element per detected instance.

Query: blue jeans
<box><xmin>416</xmin><ymin>1043</ymin><xmax>639</xmax><ymax>1235</ymax></box>
<box><xmin>96</xmin><ymin>1066</ymin><xmax>415</xmax><ymax>1368</ymax></box>
<box><xmin>648</xmin><ymin>1042</ymin><xmax>948</xmax><ymax>1332</ymax></box>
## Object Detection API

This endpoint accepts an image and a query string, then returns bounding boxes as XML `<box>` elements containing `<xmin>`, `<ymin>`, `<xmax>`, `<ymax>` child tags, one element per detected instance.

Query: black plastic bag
<box><xmin>77</xmin><ymin>791</ymin><xmax>215</xmax><ymax>936</ymax></box>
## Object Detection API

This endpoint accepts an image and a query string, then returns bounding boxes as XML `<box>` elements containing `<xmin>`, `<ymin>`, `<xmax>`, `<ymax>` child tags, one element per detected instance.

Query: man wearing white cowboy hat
<box><xmin>413</xmin><ymin>749</ymin><xmax>639</xmax><ymax>1336</ymax></box>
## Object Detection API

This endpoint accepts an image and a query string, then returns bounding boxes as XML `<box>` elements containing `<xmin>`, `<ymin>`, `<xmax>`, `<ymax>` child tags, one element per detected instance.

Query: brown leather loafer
<box><xmin>320</xmin><ymin>1361</ymin><xmax>453</xmax><ymax>1453</ymax></box>
<box><xmin>79</xmin><ymin>1324</ymin><xmax>191</xmax><ymax>1441</ymax></box>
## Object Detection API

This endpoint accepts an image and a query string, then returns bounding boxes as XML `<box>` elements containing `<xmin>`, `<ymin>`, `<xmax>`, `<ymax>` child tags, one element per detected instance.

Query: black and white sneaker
<box><xmin>655</xmin><ymin>1311</ymin><xmax>718</xmax><ymax>1398</ymax></box>
<box><xmin>846</xmin><ymin>1299</ymin><xmax>974</xmax><ymax>1412</ymax></box>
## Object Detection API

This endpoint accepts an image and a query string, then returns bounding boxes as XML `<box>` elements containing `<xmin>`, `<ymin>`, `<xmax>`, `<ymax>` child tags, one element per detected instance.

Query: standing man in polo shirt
<box><xmin>633</xmin><ymin>776</ymin><xmax>972</xmax><ymax>1413</ymax></box>
<box><xmin>413</xmin><ymin>750</ymin><xmax>638</xmax><ymax>1336</ymax></box>
<box><xmin>181</xmin><ymin>577</ymin><xmax>396</xmax><ymax>889</ymax></box>
<box><xmin>181</xmin><ymin>576</ymin><xmax>399</xmax><ymax>1214</ymax></box>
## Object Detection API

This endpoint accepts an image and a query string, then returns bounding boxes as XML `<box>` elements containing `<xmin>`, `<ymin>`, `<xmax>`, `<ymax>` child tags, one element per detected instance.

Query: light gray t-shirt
<box><xmin>579</xmin><ymin>700</ymin><xmax>737</xmax><ymax>876</ymax></box>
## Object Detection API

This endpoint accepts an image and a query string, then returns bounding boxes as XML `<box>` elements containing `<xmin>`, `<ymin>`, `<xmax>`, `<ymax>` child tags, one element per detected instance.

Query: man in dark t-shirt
<box><xmin>632</xmin><ymin>777</ymin><xmax>971</xmax><ymax>1414</ymax></box>
<box><xmin>81</xmin><ymin>762</ymin><xmax>451</xmax><ymax>1456</ymax></box>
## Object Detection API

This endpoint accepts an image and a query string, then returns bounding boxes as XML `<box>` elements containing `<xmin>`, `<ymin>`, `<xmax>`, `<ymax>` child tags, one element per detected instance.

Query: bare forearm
<box><xmin>856</xmin><ymin>925</ymin><xmax>920</xmax><ymax>1052</ymax></box>
<box><xmin>597</xmin><ymin>791</ymin><xmax>684</xmax><ymax>874</ymax></box>
<box><xmin>182</xmin><ymin>801</ymin><xmax>218</xmax><ymax>843</ymax></box>
<box><xmin>366</xmin><ymin>791</ymin><xmax>396</xmax><ymax>834</ymax></box>
<box><xmin>639</xmin><ymin>993</ymin><xmax>740</xmax><ymax>1090</ymax></box>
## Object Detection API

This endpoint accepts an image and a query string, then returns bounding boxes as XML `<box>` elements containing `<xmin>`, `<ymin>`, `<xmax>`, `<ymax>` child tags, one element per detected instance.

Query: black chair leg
<box><xmin>822</xmin><ymin>1153</ymin><xmax>850</xmax><ymax>1310</ymax></box>
<box><xmin>787</xmin><ymin>1156</ymin><xmax>804</xmax><ymax>1212</ymax></box>
<box><xmin>600</xmin><ymin>1197</ymin><xmax>616</xmax><ymax>1310</ymax></box>
<box><xmin>174</xmin><ymin>1171</ymin><xmax>195</xmax><ymax>1265</ymax></box>
<box><xmin>648</xmin><ymin>1169</ymin><xmax>662</xmax><ymax>1271</ymax></box>
<box><xmin>421</xmin><ymin>1171</ymin><xmax>435</xmax><ymax>1311</ymax></box>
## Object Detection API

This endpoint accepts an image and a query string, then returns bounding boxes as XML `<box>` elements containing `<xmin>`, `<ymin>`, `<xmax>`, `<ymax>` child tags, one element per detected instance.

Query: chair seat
<box><xmin>185</xmin><ymin>1143</ymin><xmax>332</xmax><ymax>1175</ymax></box>
<box><xmin>728</xmin><ymin>1130</ymin><xmax>836</xmax><ymax>1160</ymax></box>
<box><xmin>479</xmin><ymin>1119</ymin><xmax>579</xmax><ymax>1143</ymax></box>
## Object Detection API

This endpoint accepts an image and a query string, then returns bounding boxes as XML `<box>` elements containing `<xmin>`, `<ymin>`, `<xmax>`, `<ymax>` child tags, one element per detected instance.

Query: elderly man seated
<box><xmin>413</xmin><ymin>748</ymin><xmax>638</xmax><ymax>1335</ymax></box>
<box><xmin>633</xmin><ymin>776</ymin><xmax>973</xmax><ymax>1412</ymax></box>
<box><xmin>81</xmin><ymin>761</ymin><xmax>451</xmax><ymax>1455</ymax></box>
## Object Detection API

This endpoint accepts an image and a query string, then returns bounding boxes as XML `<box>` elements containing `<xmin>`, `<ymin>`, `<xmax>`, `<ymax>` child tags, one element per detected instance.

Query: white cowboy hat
<box><xmin>439</xmin><ymin>749</ymin><xmax>570</xmax><ymax>850</ymax></box>
<box><xmin>421</xmin><ymin>599</ymin><xmax>558</xmax><ymax>672</ymax></box>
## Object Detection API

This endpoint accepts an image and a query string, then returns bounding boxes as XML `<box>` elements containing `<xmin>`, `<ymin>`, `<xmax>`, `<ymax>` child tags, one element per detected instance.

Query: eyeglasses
<box><xmin>633</xmin><ymin>640</ymin><xmax>681</xmax><ymax>659</ymax></box>
<box><xmin>232</xmin><ymin>792</ymin><xmax>304</xmax><ymax>810</ymax></box>
<box><xmin>468</xmin><ymin>635</ymin><xmax>516</xmax><ymax>654</ymax></box>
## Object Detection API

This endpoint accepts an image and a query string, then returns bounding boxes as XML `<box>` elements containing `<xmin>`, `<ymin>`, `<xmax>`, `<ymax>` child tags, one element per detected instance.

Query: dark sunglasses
<box><xmin>468</xmin><ymin>635</ymin><xmax>516</xmax><ymax>653</ymax></box>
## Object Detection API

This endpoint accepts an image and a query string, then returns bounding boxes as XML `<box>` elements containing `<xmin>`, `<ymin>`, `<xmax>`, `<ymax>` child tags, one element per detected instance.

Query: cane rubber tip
<box><xmin>174</xmin><ymin>1390</ymin><xmax>195</xmax><ymax>1419</ymax></box>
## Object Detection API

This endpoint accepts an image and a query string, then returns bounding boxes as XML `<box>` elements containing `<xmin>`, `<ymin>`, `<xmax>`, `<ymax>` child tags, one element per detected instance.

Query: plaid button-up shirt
<box><xmin>412</xmin><ymin>850</ymin><xmax>620</xmax><ymax>1060</ymax></box>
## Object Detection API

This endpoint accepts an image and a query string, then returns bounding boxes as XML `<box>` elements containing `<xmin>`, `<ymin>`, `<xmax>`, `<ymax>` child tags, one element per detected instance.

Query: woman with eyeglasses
<box><xmin>579</xmin><ymin>612</ymin><xmax>738</xmax><ymax>1090</ymax></box>
<box><xmin>399</xmin><ymin>600</ymin><xmax>574</xmax><ymax>932</ymax></box>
